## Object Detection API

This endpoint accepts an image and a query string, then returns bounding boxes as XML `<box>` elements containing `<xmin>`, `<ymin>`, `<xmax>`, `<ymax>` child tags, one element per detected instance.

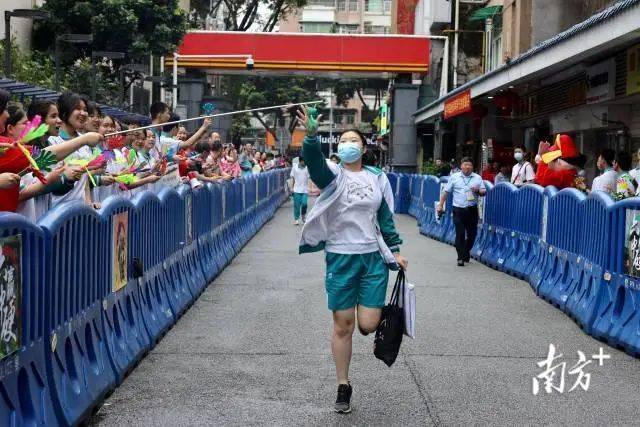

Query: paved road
<box><xmin>91</xmin><ymin>200</ymin><xmax>640</xmax><ymax>426</ymax></box>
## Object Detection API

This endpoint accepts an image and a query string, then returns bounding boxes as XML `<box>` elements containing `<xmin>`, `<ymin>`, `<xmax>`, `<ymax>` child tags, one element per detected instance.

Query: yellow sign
<box><xmin>627</xmin><ymin>44</ymin><xmax>640</xmax><ymax>96</ymax></box>
<box><xmin>444</xmin><ymin>90</ymin><xmax>472</xmax><ymax>120</ymax></box>
<box><xmin>112</xmin><ymin>212</ymin><xmax>128</xmax><ymax>292</ymax></box>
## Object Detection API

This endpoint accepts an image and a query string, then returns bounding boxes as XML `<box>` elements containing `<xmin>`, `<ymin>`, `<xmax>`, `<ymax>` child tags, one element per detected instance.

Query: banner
<box><xmin>444</xmin><ymin>90</ymin><xmax>471</xmax><ymax>120</ymax></box>
<box><xmin>112</xmin><ymin>212</ymin><xmax>129</xmax><ymax>292</ymax></box>
<box><xmin>0</xmin><ymin>235</ymin><xmax>21</xmax><ymax>361</ymax></box>
<box><xmin>627</xmin><ymin>44</ymin><xmax>640</xmax><ymax>96</ymax></box>
<box><xmin>586</xmin><ymin>58</ymin><xmax>616</xmax><ymax>104</ymax></box>
<box><xmin>625</xmin><ymin>209</ymin><xmax>640</xmax><ymax>278</ymax></box>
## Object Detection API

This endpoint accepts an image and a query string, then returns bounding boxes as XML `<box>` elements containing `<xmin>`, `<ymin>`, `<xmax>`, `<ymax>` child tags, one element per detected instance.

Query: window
<box><xmin>345</xmin><ymin>113</ymin><xmax>356</xmax><ymax>125</ymax></box>
<box><xmin>302</xmin><ymin>22</ymin><xmax>334</xmax><ymax>33</ymax></box>
<box><xmin>364</xmin><ymin>24</ymin><xmax>389</xmax><ymax>34</ymax></box>
<box><xmin>337</xmin><ymin>24</ymin><xmax>359</xmax><ymax>34</ymax></box>
<box><xmin>308</xmin><ymin>0</ymin><xmax>336</xmax><ymax>6</ymax></box>
<box><xmin>337</xmin><ymin>0</ymin><xmax>346</xmax><ymax>11</ymax></box>
<box><xmin>489</xmin><ymin>33</ymin><xmax>503</xmax><ymax>71</ymax></box>
<box><xmin>348</xmin><ymin>0</ymin><xmax>358</xmax><ymax>11</ymax></box>
<box><xmin>365</xmin><ymin>0</ymin><xmax>382</xmax><ymax>13</ymax></box>
<box><xmin>383</xmin><ymin>0</ymin><xmax>391</xmax><ymax>13</ymax></box>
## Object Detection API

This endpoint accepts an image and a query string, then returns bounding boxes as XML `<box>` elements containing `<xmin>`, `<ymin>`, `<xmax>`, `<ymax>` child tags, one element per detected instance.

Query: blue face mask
<box><xmin>337</xmin><ymin>142</ymin><xmax>362</xmax><ymax>164</ymax></box>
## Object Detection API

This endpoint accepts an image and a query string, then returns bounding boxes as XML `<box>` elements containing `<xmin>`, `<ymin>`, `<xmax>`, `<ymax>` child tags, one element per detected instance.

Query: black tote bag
<box><xmin>373</xmin><ymin>270</ymin><xmax>405</xmax><ymax>367</ymax></box>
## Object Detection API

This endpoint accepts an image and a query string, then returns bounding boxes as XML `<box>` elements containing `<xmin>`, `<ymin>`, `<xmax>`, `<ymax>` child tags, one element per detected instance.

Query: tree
<box><xmin>33</xmin><ymin>0</ymin><xmax>188</xmax><ymax>60</ymax></box>
<box><xmin>1</xmin><ymin>38</ymin><xmax>123</xmax><ymax>105</ymax></box>
<box><xmin>222</xmin><ymin>75</ymin><xmax>319</xmax><ymax>140</ymax></box>
<box><xmin>190</xmin><ymin>0</ymin><xmax>307</xmax><ymax>31</ymax></box>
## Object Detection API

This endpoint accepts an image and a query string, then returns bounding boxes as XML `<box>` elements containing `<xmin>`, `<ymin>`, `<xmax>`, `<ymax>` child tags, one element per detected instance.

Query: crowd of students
<box><xmin>0</xmin><ymin>89</ymin><xmax>287</xmax><ymax>223</ymax></box>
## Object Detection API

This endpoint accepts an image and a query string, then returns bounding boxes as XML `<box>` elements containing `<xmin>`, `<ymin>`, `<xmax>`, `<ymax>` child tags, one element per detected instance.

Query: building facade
<box><xmin>278</xmin><ymin>0</ymin><xmax>393</xmax><ymax>136</ymax></box>
<box><xmin>414</xmin><ymin>0</ymin><xmax>640</xmax><ymax>185</ymax></box>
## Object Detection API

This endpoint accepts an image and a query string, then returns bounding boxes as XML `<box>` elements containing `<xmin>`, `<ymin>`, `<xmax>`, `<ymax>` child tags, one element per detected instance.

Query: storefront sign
<box><xmin>627</xmin><ymin>44</ymin><xmax>640</xmax><ymax>96</ymax></box>
<box><xmin>317</xmin><ymin>132</ymin><xmax>376</xmax><ymax>146</ymax></box>
<box><xmin>586</xmin><ymin>58</ymin><xmax>616</xmax><ymax>104</ymax></box>
<box><xmin>444</xmin><ymin>90</ymin><xmax>471</xmax><ymax>120</ymax></box>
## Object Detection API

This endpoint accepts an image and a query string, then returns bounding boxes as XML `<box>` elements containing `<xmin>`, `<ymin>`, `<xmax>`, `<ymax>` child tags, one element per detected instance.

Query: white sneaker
<box><xmin>294</xmin><ymin>220</ymin><xmax>299</xmax><ymax>225</ymax></box>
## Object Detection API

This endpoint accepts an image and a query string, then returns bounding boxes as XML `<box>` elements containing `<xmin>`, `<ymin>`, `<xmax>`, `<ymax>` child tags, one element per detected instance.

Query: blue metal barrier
<box><xmin>413</xmin><ymin>172</ymin><xmax>640</xmax><ymax>359</ymax></box>
<box><xmin>395</xmin><ymin>174</ymin><xmax>410</xmax><ymax>214</ymax></box>
<box><xmin>98</xmin><ymin>197</ymin><xmax>150</xmax><ymax>386</ymax></box>
<box><xmin>589</xmin><ymin>197</ymin><xmax>637</xmax><ymax>353</ymax></box>
<box><xmin>471</xmin><ymin>181</ymin><xmax>494</xmax><ymax>260</ymax></box>
<box><xmin>0</xmin><ymin>213</ymin><xmax>57</xmax><ymax>426</ymax></box>
<box><xmin>536</xmin><ymin>189</ymin><xmax>586</xmax><ymax>310</ymax></box>
<box><xmin>502</xmin><ymin>184</ymin><xmax>545</xmax><ymax>279</ymax></box>
<box><xmin>0</xmin><ymin>172</ymin><xmax>287</xmax><ymax>426</ymax></box>
<box><xmin>39</xmin><ymin>203</ymin><xmax>117</xmax><ymax>425</ymax></box>
<box><xmin>418</xmin><ymin>176</ymin><xmax>441</xmax><ymax>237</ymax></box>
<box><xmin>130</xmin><ymin>191</ymin><xmax>174</xmax><ymax>343</ymax></box>
<box><xmin>408</xmin><ymin>174</ymin><xmax>422</xmax><ymax>219</ymax></box>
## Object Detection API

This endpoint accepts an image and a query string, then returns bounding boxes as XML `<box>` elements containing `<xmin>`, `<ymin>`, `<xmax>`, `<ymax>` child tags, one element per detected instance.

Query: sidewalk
<box><xmin>91</xmin><ymin>201</ymin><xmax>640</xmax><ymax>426</ymax></box>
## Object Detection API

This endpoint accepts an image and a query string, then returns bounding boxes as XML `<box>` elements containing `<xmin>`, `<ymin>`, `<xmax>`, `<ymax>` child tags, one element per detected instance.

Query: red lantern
<box><xmin>493</xmin><ymin>91</ymin><xmax>518</xmax><ymax>115</ymax></box>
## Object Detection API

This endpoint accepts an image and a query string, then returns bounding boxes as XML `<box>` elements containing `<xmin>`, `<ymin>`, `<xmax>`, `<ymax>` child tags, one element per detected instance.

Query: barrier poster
<box><xmin>625</xmin><ymin>209</ymin><xmax>640</xmax><ymax>278</ymax></box>
<box><xmin>478</xmin><ymin>196</ymin><xmax>485</xmax><ymax>224</ymax></box>
<box><xmin>435</xmin><ymin>201</ymin><xmax>442</xmax><ymax>224</ymax></box>
<box><xmin>0</xmin><ymin>235</ymin><xmax>21</xmax><ymax>361</ymax></box>
<box><xmin>185</xmin><ymin>195</ymin><xmax>193</xmax><ymax>245</ymax></box>
<box><xmin>112</xmin><ymin>212</ymin><xmax>129</xmax><ymax>292</ymax></box>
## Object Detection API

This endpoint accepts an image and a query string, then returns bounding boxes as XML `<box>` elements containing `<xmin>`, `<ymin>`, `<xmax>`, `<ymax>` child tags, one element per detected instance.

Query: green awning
<box><xmin>469</xmin><ymin>5</ymin><xmax>503</xmax><ymax>22</ymax></box>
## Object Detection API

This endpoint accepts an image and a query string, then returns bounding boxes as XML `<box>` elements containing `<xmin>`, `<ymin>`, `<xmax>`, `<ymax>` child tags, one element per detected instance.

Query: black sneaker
<box><xmin>334</xmin><ymin>383</ymin><xmax>352</xmax><ymax>413</ymax></box>
<box><xmin>457</xmin><ymin>260</ymin><xmax>464</xmax><ymax>267</ymax></box>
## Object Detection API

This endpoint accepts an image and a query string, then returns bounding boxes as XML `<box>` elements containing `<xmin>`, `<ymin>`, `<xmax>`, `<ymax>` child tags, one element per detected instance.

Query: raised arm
<box><xmin>179</xmin><ymin>118</ymin><xmax>212</xmax><ymax>149</ymax></box>
<box><xmin>297</xmin><ymin>106</ymin><xmax>335</xmax><ymax>190</ymax></box>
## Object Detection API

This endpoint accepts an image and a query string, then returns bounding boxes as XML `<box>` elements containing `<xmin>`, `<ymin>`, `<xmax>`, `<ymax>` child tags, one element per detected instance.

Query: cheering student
<box><xmin>0</xmin><ymin>96</ymin><xmax>103</xmax><ymax>214</ymax></box>
<box><xmin>148</xmin><ymin>102</ymin><xmax>211</xmax><ymax>161</ymax></box>
<box><xmin>297</xmin><ymin>105</ymin><xmax>407</xmax><ymax>414</ymax></box>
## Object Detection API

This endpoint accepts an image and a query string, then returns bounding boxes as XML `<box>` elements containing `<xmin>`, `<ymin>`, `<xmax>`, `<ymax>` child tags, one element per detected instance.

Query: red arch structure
<box><xmin>165</xmin><ymin>31</ymin><xmax>430</xmax><ymax>77</ymax></box>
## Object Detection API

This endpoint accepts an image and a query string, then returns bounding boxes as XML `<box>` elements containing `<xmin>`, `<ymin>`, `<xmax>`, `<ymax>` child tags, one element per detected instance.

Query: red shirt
<box><xmin>0</xmin><ymin>137</ymin><xmax>31</xmax><ymax>212</ymax></box>
<box><xmin>481</xmin><ymin>167</ymin><xmax>497</xmax><ymax>183</ymax></box>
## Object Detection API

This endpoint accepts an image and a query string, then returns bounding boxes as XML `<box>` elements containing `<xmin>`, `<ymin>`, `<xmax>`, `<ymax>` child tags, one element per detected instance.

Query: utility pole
<box><xmin>453</xmin><ymin>0</ymin><xmax>460</xmax><ymax>88</ymax></box>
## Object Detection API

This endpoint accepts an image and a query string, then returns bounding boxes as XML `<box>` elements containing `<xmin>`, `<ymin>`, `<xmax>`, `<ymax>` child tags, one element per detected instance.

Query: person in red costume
<box><xmin>535</xmin><ymin>134</ymin><xmax>587</xmax><ymax>190</ymax></box>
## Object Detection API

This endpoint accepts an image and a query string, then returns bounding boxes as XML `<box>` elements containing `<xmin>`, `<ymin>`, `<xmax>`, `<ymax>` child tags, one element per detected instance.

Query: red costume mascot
<box><xmin>535</xmin><ymin>134</ymin><xmax>587</xmax><ymax>190</ymax></box>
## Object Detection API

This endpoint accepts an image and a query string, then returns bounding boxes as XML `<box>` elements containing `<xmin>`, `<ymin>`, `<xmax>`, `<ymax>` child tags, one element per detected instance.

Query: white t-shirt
<box><xmin>591</xmin><ymin>169</ymin><xmax>617</xmax><ymax>194</ymax></box>
<box><xmin>511</xmin><ymin>161</ymin><xmax>535</xmax><ymax>186</ymax></box>
<box><xmin>156</xmin><ymin>132</ymin><xmax>181</xmax><ymax>158</ymax></box>
<box><xmin>290</xmin><ymin>165</ymin><xmax>310</xmax><ymax>194</ymax></box>
<box><xmin>16</xmin><ymin>173</ymin><xmax>50</xmax><ymax>223</ymax></box>
<box><xmin>48</xmin><ymin>134</ymin><xmax>90</xmax><ymax>207</ymax></box>
<box><xmin>325</xmin><ymin>169</ymin><xmax>382</xmax><ymax>254</ymax></box>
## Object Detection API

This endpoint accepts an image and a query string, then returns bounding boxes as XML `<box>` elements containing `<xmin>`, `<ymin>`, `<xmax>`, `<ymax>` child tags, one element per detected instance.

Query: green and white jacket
<box><xmin>299</xmin><ymin>135</ymin><xmax>402</xmax><ymax>269</ymax></box>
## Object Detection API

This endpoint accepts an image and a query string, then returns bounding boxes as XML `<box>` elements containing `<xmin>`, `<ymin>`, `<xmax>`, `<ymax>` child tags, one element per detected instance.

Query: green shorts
<box><xmin>325</xmin><ymin>251</ymin><xmax>389</xmax><ymax>311</ymax></box>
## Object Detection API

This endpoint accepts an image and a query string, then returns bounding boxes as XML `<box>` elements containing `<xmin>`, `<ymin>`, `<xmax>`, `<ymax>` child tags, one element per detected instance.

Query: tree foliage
<box><xmin>1</xmin><ymin>39</ymin><xmax>122</xmax><ymax>106</ymax></box>
<box><xmin>33</xmin><ymin>0</ymin><xmax>188</xmax><ymax>60</ymax></box>
<box><xmin>190</xmin><ymin>0</ymin><xmax>307</xmax><ymax>31</ymax></box>
<box><xmin>223</xmin><ymin>75</ymin><xmax>319</xmax><ymax>139</ymax></box>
